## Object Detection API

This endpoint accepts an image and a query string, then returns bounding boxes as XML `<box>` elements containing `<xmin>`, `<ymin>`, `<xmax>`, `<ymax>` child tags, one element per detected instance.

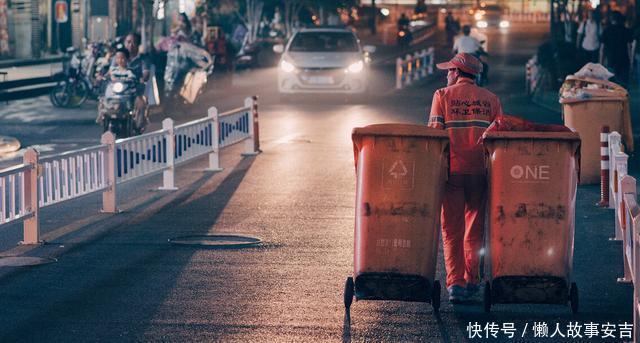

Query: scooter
<box><xmin>98</xmin><ymin>79</ymin><xmax>139</xmax><ymax>138</ymax></box>
<box><xmin>474</xmin><ymin>44</ymin><xmax>489</xmax><ymax>86</ymax></box>
<box><xmin>397</xmin><ymin>25</ymin><xmax>413</xmax><ymax>51</ymax></box>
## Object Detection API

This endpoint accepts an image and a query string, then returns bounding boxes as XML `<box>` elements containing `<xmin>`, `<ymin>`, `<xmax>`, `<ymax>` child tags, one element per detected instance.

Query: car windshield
<box><xmin>289</xmin><ymin>32</ymin><xmax>359</xmax><ymax>52</ymax></box>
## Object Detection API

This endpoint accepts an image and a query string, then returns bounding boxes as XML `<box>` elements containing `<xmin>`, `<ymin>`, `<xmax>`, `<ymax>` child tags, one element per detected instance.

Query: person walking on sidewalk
<box><xmin>427</xmin><ymin>53</ymin><xmax>503</xmax><ymax>303</ymax></box>
<box><xmin>577</xmin><ymin>10</ymin><xmax>602</xmax><ymax>64</ymax></box>
<box><xmin>601</xmin><ymin>11</ymin><xmax>633</xmax><ymax>87</ymax></box>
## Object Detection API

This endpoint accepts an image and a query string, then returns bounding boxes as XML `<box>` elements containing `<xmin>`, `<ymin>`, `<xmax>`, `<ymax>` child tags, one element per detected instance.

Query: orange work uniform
<box><xmin>428</xmin><ymin>77</ymin><xmax>503</xmax><ymax>288</ymax></box>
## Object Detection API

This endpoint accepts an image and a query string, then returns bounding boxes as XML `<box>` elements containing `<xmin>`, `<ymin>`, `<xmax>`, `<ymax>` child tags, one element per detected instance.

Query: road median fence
<box><xmin>0</xmin><ymin>96</ymin><xmax>261</xmax><ymax>245</ymax></box>
<box><xmin>395</xmin><ymin>47</ymin><xmax>435</xmax><ymax>90</ymax></box>
<box><xmin>605</xmin><ymin>131</ymin><xmax>640</xmax><ymax>342</ymax></box>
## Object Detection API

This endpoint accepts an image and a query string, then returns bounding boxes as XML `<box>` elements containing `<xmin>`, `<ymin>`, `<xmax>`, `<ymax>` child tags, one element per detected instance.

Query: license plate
<box><xmin>308</xmin><ymin>76</ymin><xmax>334</xmax><ymax>84</ymax></box>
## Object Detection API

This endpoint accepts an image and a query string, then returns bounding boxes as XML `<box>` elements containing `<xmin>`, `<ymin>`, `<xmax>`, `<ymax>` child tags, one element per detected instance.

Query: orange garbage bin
<box><xmin>560</xmin><ymin>76</ymin><xmax>633</xmax><ymax>184</ymax></box>
<box><xmin>482</xmin><ymin>131</ymin><xmax>581</xmax><ymax>314</ymax></box>
<box><xmin>344</xmin><ymin>124</ymin><xmax>449</xmax><ymax>314</ymax></box>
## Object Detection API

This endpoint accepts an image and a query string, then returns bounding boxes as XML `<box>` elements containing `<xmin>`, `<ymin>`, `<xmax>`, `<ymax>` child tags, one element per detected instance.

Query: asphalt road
<box><xmin>0</xmin><ymin>24</ymin><xmax>633</xmax><ymax>342</ymax></box>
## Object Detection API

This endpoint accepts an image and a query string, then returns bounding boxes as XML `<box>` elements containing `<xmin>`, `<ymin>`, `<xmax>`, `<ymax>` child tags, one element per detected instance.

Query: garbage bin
<box><xmin>344</xmin><ymin>124</ymin><xmax>449</xmax><ymax>313</ymax></box>
<box><xmin>560</xmin><ymin>75</ymin><xmax>632</xmax><ymax>184</ymax></box>
<box><xmin>483</xmin><ymin>131</ymin><xmax>581</xmax><ymax>314</ymax></box>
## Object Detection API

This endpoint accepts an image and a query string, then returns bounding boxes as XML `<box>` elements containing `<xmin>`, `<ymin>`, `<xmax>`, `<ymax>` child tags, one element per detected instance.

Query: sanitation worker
<box><xmin>427</xmin><ymin>53</ymin><xmax>503</xmax><ymax>302</ymax></box>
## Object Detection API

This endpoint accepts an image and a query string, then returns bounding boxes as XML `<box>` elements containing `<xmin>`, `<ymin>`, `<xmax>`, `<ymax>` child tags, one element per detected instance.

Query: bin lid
<box><xmin>352</xmin><ymin>124</ymin><xmax>449</xmax><ymax>139</ymax></box>
<box><xmin>483</xmin><ymin>131</ymin><xmax>581</xmax><ymax>142</ymax></box>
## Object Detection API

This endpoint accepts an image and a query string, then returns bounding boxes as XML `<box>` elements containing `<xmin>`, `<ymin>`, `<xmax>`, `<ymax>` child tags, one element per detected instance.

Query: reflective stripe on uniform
<box><xmin>444</xmin><ymin>119</ymin><xmax>491</xmax><ymax>129</ymax></box>
<box><xmin>429</xmin><ymin>116</ymin><xmax>445</xmax><ymax>125</ymax></box>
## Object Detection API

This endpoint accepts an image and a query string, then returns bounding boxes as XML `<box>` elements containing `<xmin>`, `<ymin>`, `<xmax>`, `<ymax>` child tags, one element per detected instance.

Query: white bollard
<box><xmin>159</xmin><ymin>118</ymin><xmax>178</xmax><ymax>190</ymax></box>
<box><xmin>413</xmin><ymin>51</ymin><xmax>422</xmax><ymax>81</ymax></box>
<box><xmin>207</xmin><ymin>106</ymin><xmax>223</xmax><ymax>172</ymax></box>
<box><xmin>405</xmin><ymin>54</ymin><xmax>413</xmax><ymax>86</ymax></box>
<box><xmin>21</xmin><ymin>148</ymin><xmax>40</xmax><ymax>245</ymax></box>
<box><xmin>100</xmin><ymin>131</ymin><xmax>118</xmax><ymax>213</ymax></box>
<box><xmin>396</xmin><ymin>58</ymin><xmax>403</xmax><ymax>90</ymax></box>
<box><xmin>421</xmin><ymin>49</ymin><xmax>428</xmax><ymax>78</ymax></box>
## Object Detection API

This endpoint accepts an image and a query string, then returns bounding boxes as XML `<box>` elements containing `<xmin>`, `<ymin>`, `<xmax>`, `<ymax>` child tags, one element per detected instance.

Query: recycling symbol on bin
<box><xmin>389</xmin><ymin>160</ymin><xmax>408</xmax><ymax>179</ymax></box>
<box><xmin>383</xmin><ymin>159</ymin><xmax>414</xmax><ymax>190</ymax></box>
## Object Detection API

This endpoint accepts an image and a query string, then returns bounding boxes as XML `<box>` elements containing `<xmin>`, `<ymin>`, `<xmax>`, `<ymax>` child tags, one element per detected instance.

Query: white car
<box><xmin>273</xmin><ymin>28</ymin><xmax>375</xmax><ymax>95</ymax></box>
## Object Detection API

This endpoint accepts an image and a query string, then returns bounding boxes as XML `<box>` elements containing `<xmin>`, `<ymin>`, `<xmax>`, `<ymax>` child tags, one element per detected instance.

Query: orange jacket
<box><xmin>428</xmin><ymin>77</ymin><xmax>502</xmax><ymax>175</ymax></box>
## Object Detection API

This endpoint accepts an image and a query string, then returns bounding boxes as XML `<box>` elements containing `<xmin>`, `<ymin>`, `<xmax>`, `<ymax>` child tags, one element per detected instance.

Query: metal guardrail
<box><xmin>0</xmin><ymin>163</ymin><xmax>34</xmax><ymax>226</ymax></box>
<box><xmin>395</xmin><ymin>47</ymin><xmax>435</xmax><ymax>90</ymax></box>
<box><xmin>605</xmin><ymin>131</ymin><xmax>639</xmax><ymax>342</ymax></box>
<box><xmin>0</xmin><ymin>96</ymin><xmax>261</xmax><ymax>245</ymax></box>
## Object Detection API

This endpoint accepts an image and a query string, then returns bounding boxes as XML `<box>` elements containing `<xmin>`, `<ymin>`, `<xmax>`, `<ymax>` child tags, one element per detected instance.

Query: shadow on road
<box><xmin>0</xmin><ymin>155</ymin><xmax>258</xmax><ymax>341</ymax></box>
<box><xmin>342</xmin><ymin>310</ymin><xmax>351</xmax><ymax>343</ymax></box>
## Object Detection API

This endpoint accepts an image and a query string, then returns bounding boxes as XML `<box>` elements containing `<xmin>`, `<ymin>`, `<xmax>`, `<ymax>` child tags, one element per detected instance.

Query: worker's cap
<box><xmin>436</xmin><ymin>53</ymin><xmax>482</xmax><ymax>75</ymax></box>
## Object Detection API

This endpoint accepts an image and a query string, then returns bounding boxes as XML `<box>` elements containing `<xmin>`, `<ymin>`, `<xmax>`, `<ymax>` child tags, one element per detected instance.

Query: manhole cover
<box><xmin>169</xmin><ymin>234</ymin><xmax>261</xmax><ymax>248</ymax></box>
<box><xmin>0</xmin><ymin>256</ymin><xmax>57</xmax><ymax>267</ymax></box>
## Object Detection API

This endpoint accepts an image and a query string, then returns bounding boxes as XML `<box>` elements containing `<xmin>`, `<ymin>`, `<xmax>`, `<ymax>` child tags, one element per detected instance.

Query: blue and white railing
<box><xmin>0</xmin><ymin>96</ymin><xmax>260</xmax><ymax>244</ymax></box>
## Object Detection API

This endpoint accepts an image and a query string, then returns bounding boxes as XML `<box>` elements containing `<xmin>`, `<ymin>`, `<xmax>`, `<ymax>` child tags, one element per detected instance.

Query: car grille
<box><xmin>297</xmin><ymin>67</ymin><xmax>346</xmax><ymax>86</ymax></box>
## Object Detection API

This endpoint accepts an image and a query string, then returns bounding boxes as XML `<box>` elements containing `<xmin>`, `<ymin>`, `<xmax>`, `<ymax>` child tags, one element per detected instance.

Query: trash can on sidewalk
<box><xmin>560</xmin><ymin>76</ymin><xmax>632</xmax><ymax>184</ymax></box>
<box><xmin>344</xmin><ymin>124</ymin><xmax>449</xmax><ymax>314</ymax></box>
<box><xmin>483</xmin><ymin>131</ymin><xmax>581</xmax><ymax>314</ymax></box>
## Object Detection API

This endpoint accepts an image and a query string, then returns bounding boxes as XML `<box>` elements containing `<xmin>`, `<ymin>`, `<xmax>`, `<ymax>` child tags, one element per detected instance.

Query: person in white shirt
<box><xmin>453</xmin><ymin>25</ymin><xmax>483</xmax><ymax>54</ymax></box>
<box><xmin>577</xmin><ymin>10</ymin><xmax>602</xmax><ymax>63</ymax></box>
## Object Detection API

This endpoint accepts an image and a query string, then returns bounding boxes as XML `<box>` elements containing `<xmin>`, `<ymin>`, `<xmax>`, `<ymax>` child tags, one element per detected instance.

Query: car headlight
<box><xmin>474</xmin><ymin>12</ymin><xmax>484</xmax><ymax>20</ymax></box>
<box><xmin>112</xmin><ymin>82</ymin><xmax>124</xmax><ymax>93</ymax></box>
<box><xmin>347</xmin><ymin>61</ymin><xmax>364</xmax><ymax>73</ymax></box>
<box><xmin>499</xmin><ymin>20</ymin><xmax>510</xmax><ymax>28</ymax></box>
<box><xmin>476</xmin><ymin>20</ymin><xmax>488</xmax><ymax>28</ymax></box>
<box><xmin>280</xmin><ymin>60</ymin><xmax>296</xmax><ymax>73</ymax></box>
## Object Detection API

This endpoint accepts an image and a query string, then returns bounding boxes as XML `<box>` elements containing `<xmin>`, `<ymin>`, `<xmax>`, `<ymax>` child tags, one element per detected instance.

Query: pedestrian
<box><xmin>427</xmin><ymin>53</ymin><xmax>503</xmax><ymax>302</ymax></box>
<box><xmin>576</xmin><ymin>10</ymin><xmax>602</xmax><ymax>64</ymax></box>
<box><xmin>601</xmin><ymin>11</ymin><xmax>633</xmax><ymax>87</ymax></box>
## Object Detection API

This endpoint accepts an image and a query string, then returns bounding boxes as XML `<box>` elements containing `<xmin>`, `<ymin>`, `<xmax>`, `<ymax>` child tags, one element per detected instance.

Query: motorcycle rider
<box><xmin>453</xmin><ymin>25</ymin><xmax>482</xmax><ymax>54</ymax></box>
<box><xmin>397</xmin><ymin>13</ymin><xmax>410</xmax><ymax>30</ymax></box>
<box><xmin>453</xmin><ymin>25</ymin><xmax>488</xmax><ymax>85</ymax></box>
<box><xmin>123</xmin><ymin>33</ymin><xmax>150</xmax><ymax>133</ymax></box>
<box><xmin>397</xmin><ymin>13</ymin><xmax>413</xmax><ymax>48</ymax></box>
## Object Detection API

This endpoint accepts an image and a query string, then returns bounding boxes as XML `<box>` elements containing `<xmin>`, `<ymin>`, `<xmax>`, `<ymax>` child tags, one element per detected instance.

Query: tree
<box><xmin>235</xmin><ymin>0</ymin><xmax>264</xmax><ymax>44</ymax></box>
<box><xmin>283</xmin><ymin>0</ymin><xmax>306</xmax><ymax>38</ymax></box>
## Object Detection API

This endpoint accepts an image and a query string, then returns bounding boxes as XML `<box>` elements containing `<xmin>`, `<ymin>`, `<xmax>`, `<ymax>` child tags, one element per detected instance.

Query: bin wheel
<box><xmin>483</xmin><ymin>282</ymin><xmax>491</xmax><ymax>313</ymax></box>
<box><xmin>344</xmin><ymin>277</ymin><xmax>355</xmax><ymax>310</ymax></box>
<box><xmin>569</xmin><ymin>282</ymin><xmax>579</xmax><ymax>314</ymax></box>
<box><xmin>431</xmin><ymin>280</ymin><xmax>441</xmax><ymax>313</ymax></box>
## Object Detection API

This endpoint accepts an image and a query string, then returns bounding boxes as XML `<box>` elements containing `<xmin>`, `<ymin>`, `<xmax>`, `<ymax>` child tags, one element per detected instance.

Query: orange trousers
<box><xmin>441</xmin><ymin>174</ymin><xmax>487</xmax><ymax>288</ymax></box>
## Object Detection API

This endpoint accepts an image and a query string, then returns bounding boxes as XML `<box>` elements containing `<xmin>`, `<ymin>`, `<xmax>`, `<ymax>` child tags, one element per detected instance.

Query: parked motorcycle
<box><xmin>50</xmin><ymin>43</ymin><xmax>111</xmax><ymax>108</ymax></box>
<box><xmin>98</xmin><ymin>79</ymin><xmax>139</xmax><ymax>138</ymax></box>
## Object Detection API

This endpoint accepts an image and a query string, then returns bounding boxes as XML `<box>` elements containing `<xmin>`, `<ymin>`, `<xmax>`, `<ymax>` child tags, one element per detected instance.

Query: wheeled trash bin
<box><xmin>483</xmin><ymin>131</ymin><xmax>581</xmax><ymax>313</ymax></box>
<box><xmin>344</xmin><ymin>124</ymin><xmax>449</xmax><ymax>313</ymax></box>
<box><xmin>560</xmin><ymin>76</ymin><xmax>632</xmax><ymax>184</ymax></box>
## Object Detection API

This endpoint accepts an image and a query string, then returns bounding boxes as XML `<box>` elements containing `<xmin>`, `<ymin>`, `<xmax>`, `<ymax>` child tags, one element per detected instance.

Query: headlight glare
<box><xmin>476</xmin><ymin>20</ymin><xmax>488</xmax><ymax>28</ymax></box>
<box><xmin>347</xmin><ymin>61</ymin><xmax>364</xmax><ymax>73</ymax></box>
<box><xmin>499</xmin><ymin>20</ymin><xmax>510</xmax><ymax>28</ymax></box>
<box><xmin>280</xmin><ymin>60</ymin><xmax>296</xmax><ymax>73</ymax></box>
<box><xmin>113</xmin><ymin>82</ymin><xmax>124</xmax><ymax>93</ymax></box>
